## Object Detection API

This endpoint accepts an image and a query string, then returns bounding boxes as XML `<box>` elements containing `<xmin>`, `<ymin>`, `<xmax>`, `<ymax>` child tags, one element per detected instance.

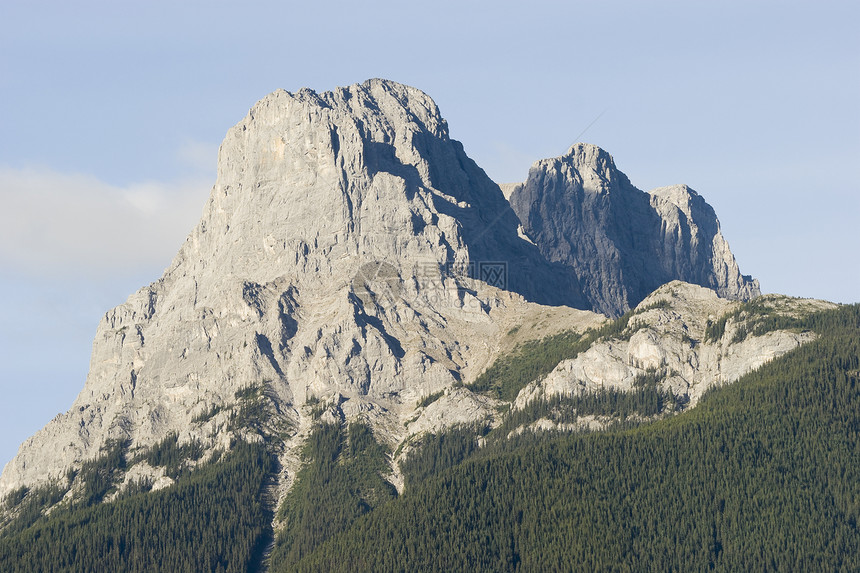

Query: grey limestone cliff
<box><xmin>507</xmin><ymin>143</ymin><xmax>760</xmax><ymax>317</ymax></box>
<box><xmin>0</xmin><ymin>79</ymin><xmax>594</xmax><ymax>497</ymax></box>
<box><xmin>514</xmin><ymin>282</ymin><xmax>832</xmax><ymax>420</ymax></box>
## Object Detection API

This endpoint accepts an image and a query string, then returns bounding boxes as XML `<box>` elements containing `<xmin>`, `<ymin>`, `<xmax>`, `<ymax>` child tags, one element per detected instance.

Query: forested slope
<box><xmin>0</xmin><ymin>443</ymin><xmax>272</xmax><ymax>573</ymax></box>
<box><xmin>1</xmin><ymin>305</ymin><xmax>856</xmax><ymax>572</ymax></box>
<box><xmin>291</xmin><ymin>304</ymin><xmax>860</xmax><ymax>572</ymax></box>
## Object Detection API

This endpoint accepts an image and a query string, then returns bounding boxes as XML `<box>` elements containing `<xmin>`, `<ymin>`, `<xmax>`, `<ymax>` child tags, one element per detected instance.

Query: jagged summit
<box><xmin>560</xmin><ymin>142</ymin><xmax>621</xmax><ymax>178</ymax></box>
<box><xmin>508</xmin><ymin>142</ymin><xmax>760</xmax><ymax>316</ymax></box>
<box><xmin>176</xmin><ymin>78</ymin><xmax>583</xmax><ymax>307</ymax></box>
<box><xmin>281</xmin><ymin>78</ymin><xmax>449</xmax><ymax>138</ymax></box>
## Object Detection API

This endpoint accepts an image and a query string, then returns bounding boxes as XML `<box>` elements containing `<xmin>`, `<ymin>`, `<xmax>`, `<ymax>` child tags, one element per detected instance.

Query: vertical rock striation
<box><xmin>508</xmin><ymin>143</ymin><xmax>760</xmax><ymax>316</ymax></box>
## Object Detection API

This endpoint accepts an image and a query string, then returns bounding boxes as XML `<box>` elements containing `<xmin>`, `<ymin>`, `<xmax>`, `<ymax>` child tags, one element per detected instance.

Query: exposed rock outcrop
<box><xmin>514</xmin><ymin>282</ymin><xmax>834</xmax><ymax>413</ymax></box>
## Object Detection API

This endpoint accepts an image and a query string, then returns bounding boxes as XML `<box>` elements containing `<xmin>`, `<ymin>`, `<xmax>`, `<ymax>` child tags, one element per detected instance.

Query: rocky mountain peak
<box><xmin>523</xmin><ymin>142</ymin><xmax>630</xmax><ymax>200</ymax></box>
<box><xmin>508</xmin><ymin>143</ymin><xmax>759</xmax><ymax>316</ymax></box>
<box><xmin>561</xmin><ymin>142</ymin><xmax>621</xmax><ymax>182</ymax></box>
<box><xmin>1</xmin><ymin>80</ymin><xmax>762</xmax><ymax>501</ymax></box>
<box><xmin>173</xmin><ymin>78</ymin><xmax>579</xmax><ymax>307</ymax></box>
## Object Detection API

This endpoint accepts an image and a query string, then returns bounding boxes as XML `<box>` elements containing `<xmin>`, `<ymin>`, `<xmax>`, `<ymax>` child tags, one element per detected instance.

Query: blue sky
<box><xmin>1</xmin><ymin>0</ymin><xmax>858</xmax><ymax>469</ymax></box>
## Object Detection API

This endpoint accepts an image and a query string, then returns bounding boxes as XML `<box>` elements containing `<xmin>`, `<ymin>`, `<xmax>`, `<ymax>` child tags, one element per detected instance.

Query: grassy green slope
<box><xmin>290</xmin><ymin>304</ymin><xmax>860</xmax><ymax>572</ymax></box>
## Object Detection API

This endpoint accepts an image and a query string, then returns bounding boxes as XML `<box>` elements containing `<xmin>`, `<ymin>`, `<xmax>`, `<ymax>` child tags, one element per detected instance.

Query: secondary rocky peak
<box><xmin>520</xmin><ymin>143</ymin><xmax>630</xmax><ymax>200</ymax></box>
<box><xmin>508</xmin><ymin>143</ymin><xmax>760</xmax><ymax>316</ymax></box>
<box><xmin>561</xmin><ymin>142</ymin><xmax>622</xmax><ymax>181</ymax></box>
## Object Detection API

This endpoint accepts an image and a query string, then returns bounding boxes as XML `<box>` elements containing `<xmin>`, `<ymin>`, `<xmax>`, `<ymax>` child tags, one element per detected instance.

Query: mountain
<box><xmin>282</xmin><ymin>302</ymin><xmax>860</xmax><ymax>572</ymax></box>
<box><xmin>2</xmin><ymin>79</ymin><xmax>846</xmax><ymax>572</ymax></box>
<box><xmin>0</xmin><ymin>78</ymin><xmax>601</xmax><ymax>499</ymax></box>
<box><xmin>505</xmin><ymin>143</ymin><xmax>760</xmax><ymax>317</ymax></box>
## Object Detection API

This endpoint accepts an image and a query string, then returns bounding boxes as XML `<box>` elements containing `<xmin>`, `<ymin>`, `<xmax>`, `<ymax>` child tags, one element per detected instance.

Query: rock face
<box><xmin>0</xmin><ymin>79</ymin><xmax>597</xmax><ymax>496</ymax></box>
<box><xmin>1</xmin><ymin>79</ymin><xmax>768</xmax><ymax>500</ymax></box>
<box><xmin>507</xmin><ymin>143</ymin><xmax>760</xmax><ymax>317</ymax></box>
<box><xmin>514</xmin><ymin>282</ymin><xmax>834</xmax><ymax>416</ymax></box>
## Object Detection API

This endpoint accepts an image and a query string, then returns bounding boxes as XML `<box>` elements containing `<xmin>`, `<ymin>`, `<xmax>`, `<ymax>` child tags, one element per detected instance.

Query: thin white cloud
<box><xmin>0</xmin><ymin>166</ymin><xmax>211</xmax><ymax>278</ymax></box>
